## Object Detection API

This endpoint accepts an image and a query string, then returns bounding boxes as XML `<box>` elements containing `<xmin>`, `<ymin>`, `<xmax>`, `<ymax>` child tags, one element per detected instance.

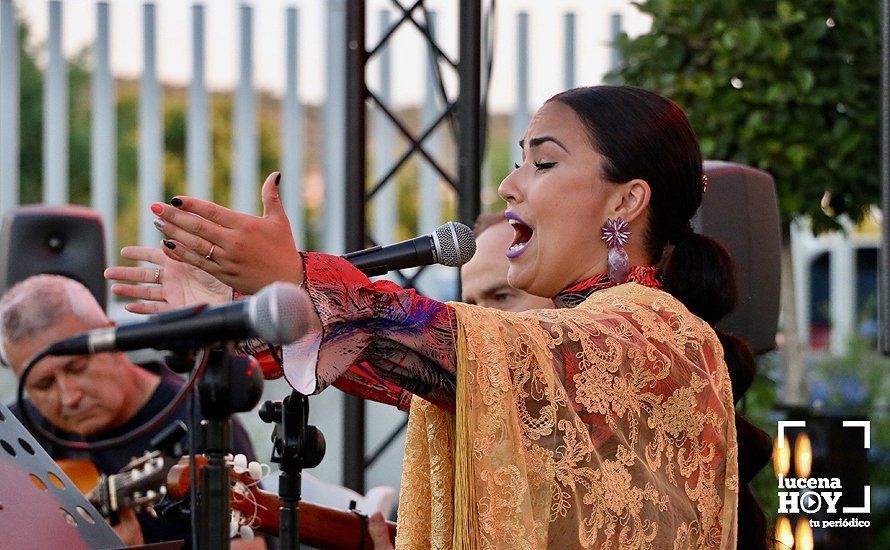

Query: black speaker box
<box><xmin>695</xmin><ymin>161</ymin><xmax>782</xmax><ymax>355</ymax></box>
<box><xmin>0</xmin><ymin>205</ymin><xmax>107</xmax><ymax>310</ymax></box>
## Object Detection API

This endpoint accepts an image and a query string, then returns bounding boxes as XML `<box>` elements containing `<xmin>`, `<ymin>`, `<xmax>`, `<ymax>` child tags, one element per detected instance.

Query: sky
<box><xmin>13</xmin><ymin>0</ymin><xmax>651</xmax><ymax>112</ymax></box>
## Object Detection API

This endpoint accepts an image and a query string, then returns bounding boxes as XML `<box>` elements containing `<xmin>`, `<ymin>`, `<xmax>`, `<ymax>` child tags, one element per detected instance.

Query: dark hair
<box><xmin>551</xmin><ymin>86</ymin><xmax>772</xmax><ymax>549</ymax></box>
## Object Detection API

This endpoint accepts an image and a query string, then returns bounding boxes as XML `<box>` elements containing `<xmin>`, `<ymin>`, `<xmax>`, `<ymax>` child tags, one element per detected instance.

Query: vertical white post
<box><xmin>564</xmin><ymin>12</ymin><xmax>575</xmax><ymax>89</ymax></box>
<box><xmin>233</xmin><ymin>3</ymin><xmax>257</xmax><ymax>213</ymax></box>
<box><xmin>610</xmin><ymin>13</ymin><xmax>623</xmax><ymax>73</ymax></box>
<box><xmin>791</xmin><ymin>220</ymin><xmax>813</xmax><ymax>347</ymax></box>
<box><xmin>187</xmin><ymin>4</ymin><xmax>210</xmax><ymax>201</ymax></box>
<box><xmin>139</xmin><ymin>2</ymin><xmax>162</xmax><ymax>247</ymax></box>
<box><xmin>44</xmin><ymin>0</ymin><xmax>68</xmax><ymax>205</ymax></box>
<box><xmin>282</xmin><ymin>6</ymin><xmax>305</xmax><ymax>248</ymax></box>
<box><xmin>830</xmin><ymin>218</ymin><xmax>858</xmax><ymax>354</ymax></box>
<box><xmin>323</xmin><ymin>0</ymin><xmax>346</xmax><ymax>254</ymax></box>
<box><xmin>92</xmin><ymin>2</ymin><xmax>116</xmax><ymax>266</ymax></box>
<box><xmin>0</xmin><ymin>0</ymin><xmax>20</xmax><ymax>212</ymax></box>
<box><xmin>373</xmin><ymin>10</ymin><xmax>396</xmax><ymax>246</ymax></box>
<box><xmin>418</xmin><ymin>10</ymin><xmax>440</xmax><ymax>236</ymax></box>
<box><xmin>511</xmin><ymin>12</ymin><xmax>529</xmax><ymax>168</ymax></box>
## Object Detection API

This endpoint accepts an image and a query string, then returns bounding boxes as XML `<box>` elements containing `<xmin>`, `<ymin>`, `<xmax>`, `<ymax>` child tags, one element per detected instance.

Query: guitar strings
<box><xmin>231</xmin><ymin>480</ymin><xmax>263</xmax><ymax>529</ymax></box>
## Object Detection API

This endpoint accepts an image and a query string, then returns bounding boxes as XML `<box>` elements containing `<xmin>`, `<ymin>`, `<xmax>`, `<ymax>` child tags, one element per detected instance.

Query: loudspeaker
<box><xmin>694</xmin><ymin>161</ymin><xmax>782</xmax><ymax>355</ymax></box>
<box><xmin>0</xmin><ymin>205</ymin><xmax>107</xmax><ymax>310</ymax></box>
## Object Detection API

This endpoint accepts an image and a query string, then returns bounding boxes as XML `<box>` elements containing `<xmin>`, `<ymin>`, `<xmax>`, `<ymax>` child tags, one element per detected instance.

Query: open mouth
<box><xmin>506</xmin><ymin>213</ymin><xmax>534</xmax><ymax>258</ymax></box>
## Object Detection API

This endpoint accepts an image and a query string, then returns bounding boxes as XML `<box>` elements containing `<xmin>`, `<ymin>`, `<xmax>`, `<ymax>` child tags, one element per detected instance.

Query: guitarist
<box><xmin>0</xmin><ymin>274</ymin><xmax>264</xmax><ymax>549</ymax></box>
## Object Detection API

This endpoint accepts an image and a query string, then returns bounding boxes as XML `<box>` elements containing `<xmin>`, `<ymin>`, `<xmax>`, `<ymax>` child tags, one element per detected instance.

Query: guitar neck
<box><xmin>91</xmin><ymin>453</ymin><xmax>173</xmax><ymax>517</ymax></box>
<box><xmin>243</xmin><ymin>487</ymin><xmax>397</xmax><ymax>550</ymax></box>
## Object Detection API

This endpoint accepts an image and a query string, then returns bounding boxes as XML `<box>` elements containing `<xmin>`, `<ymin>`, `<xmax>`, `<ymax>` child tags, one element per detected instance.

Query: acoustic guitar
<box><xmin>166</xmin><ymin>455</ymin><xmax>398</xmax><ymax>549</ymax></box>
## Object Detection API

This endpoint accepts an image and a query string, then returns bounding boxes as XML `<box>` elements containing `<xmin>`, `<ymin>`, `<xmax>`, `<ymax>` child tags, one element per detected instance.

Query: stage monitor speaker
<box><xmin>0</xmin><ymin>205</ymin><xmax>107</xmax><ymax>310</ymax></box>
<box><xmin>694</xmin><ymin>161</ymin><xmax>782</xmax><ymax>355</ymax></box>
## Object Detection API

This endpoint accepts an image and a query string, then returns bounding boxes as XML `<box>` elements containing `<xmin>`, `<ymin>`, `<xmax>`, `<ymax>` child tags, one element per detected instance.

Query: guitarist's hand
<box><xmin>111</xmin><ymin>508</ymin><xmax>145</xmax><ymax>547</ymax></box>
<box><xmin>369</xmin><ymin>512</ymin><xmax>395</xmax><ymax>550</ymax></box>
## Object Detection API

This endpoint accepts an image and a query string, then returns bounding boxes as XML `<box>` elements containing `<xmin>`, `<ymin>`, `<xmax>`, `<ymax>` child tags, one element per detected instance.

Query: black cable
<box><xmin>15</xmin><ymin>347</ymin><xmax>209</xmax><ymax>452</ymax></box>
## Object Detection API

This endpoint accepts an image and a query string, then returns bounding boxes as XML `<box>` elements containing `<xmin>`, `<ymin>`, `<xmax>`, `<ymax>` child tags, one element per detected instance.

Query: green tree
<box><xmin>610</xmin><ymin>0</ymin><xmax>880</xmax><ymax>405</ymax></box>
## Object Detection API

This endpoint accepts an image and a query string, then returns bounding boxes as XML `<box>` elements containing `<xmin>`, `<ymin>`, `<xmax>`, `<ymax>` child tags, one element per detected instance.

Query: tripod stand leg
<box><xmin>194</xmin><ymin>348</ymin><xmax>263</xmax><ymax>549</ymax></box>
<box><xmin>200</xmin><ymin>418</ymin><xmax>231</xmax><ymax>550</ymax></box>
<box><xmin>278</xmin><ymin>468</ymin><xmax>301</xmax><ymax>550</ymax></box>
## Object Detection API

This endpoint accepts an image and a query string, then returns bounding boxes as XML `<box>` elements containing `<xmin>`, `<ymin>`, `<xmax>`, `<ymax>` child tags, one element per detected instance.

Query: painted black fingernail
<box><xmin>163</xmin><ymin>239</ymin><xmax>176</xmax><ymax>250</ymax></box>
<box><xmin>275</xmin><ymin>172</ymin><xmax>281</xmax><ymax>185</ymax></box>
<box><xmin>170</xmin><ymin>197</ymin><xmax>183</xmax><ymax>207</ymax></box>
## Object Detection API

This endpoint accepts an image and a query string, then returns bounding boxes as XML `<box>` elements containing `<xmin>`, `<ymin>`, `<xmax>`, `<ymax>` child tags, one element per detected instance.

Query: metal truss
<box><xmin>342</xmin><ymin>0</ymin><xmax>484</xmax><ymax>492</ymax></box>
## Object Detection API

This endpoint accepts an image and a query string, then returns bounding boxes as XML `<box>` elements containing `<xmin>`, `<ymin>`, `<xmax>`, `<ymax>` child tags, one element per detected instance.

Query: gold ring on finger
<box><xmin>154</xmin><ymin>269</ymin><xmax>161</xmax><ymax>284</ymax></box>
<box><xmin>205</xmin><ymin>244</ymin><xmax>216</xmax><ymax>261</ymax></box>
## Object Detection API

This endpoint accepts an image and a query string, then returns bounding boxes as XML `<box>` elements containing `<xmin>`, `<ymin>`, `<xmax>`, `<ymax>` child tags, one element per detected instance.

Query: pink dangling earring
<box><xmin>601</xmin><ymin>217</ymin><xmax>631</xmax><ymax>283</ymax></box>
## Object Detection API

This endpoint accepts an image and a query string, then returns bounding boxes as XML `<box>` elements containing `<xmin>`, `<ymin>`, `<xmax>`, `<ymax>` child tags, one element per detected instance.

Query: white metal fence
<box><xmin>0</xmin><ymin>0</ymin><xmax>626</xmax><ymax>490</ymax></box>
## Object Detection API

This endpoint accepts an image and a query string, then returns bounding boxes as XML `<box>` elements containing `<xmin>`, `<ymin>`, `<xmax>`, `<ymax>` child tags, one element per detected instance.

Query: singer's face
<box><xmin>6</xmin><ymin>314</ymin><xmax>134</xmax><ymax>436</ymax></box>
<box><xmin>497</xmin><ymin>101</ymin><xmax>623</xmax><ymax>298</ymax></box>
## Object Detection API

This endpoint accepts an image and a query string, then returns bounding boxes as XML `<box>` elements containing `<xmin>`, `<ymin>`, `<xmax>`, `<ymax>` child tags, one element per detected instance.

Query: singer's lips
<box><xmin>505</xmin><ymin>212</ymin><xmax>533</xmax><ymax>259</ymax></box>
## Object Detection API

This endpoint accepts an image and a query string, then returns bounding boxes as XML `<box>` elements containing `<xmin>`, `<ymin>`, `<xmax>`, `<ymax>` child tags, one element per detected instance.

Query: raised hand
<box><xmin>148</xmin><ymin>172</ymin><xmax>304</xmax><ymax>294</ymax></box>
<box><xmin>104</xmin><ymin>245</ymin><xmax>232</xmax><ymax>314</ymax></box>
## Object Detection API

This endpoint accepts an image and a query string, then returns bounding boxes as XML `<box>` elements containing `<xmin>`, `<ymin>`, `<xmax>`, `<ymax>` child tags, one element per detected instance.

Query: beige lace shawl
<box><xmin>396</xmin><ymin>283</ymin><xmax>738</xmax><ymax>549</ymax></box>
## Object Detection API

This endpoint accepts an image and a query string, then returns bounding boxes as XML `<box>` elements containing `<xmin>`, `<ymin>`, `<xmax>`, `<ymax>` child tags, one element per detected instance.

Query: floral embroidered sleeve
<box><xmin>281</xmin><ymin>252</ymin><xmax>459</xmax><ymax>411</ymax></box>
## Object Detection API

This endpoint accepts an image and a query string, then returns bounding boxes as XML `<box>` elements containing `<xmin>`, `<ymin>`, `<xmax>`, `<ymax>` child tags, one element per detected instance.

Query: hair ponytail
<box><xmin>662</xmin><ymin>230</ymin><xmax>737</xmax><ymax>325</ymax></box>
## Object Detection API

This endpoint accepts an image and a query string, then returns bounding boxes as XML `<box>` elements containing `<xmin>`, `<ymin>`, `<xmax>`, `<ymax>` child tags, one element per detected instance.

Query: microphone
<box><xmin>45</xmin><ymin>282</ymin><xmax>305</xmax><ymax>356</ymax></box>
<box><xmin>342</xmin><ymin>221</ymin><xmax>477</xmax><ymax>276</ymax></box>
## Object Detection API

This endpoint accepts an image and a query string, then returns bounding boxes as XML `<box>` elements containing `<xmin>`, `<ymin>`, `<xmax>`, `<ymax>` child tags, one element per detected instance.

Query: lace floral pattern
<box><xmin>286</xmin><ymin>252</ymin><xmax>737</xmax><ymax>547</ymax></box>
<box><xmin>398</xmin><ymin>284</ymin><xmax>738</xmax><ymax>549</ymax></box>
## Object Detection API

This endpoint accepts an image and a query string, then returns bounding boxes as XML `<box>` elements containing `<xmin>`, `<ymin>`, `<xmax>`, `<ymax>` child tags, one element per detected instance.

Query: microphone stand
<box><xmin>193</xmin><ymin>346</ymin><xmax>265</xmax><ymax>549</ymax></box>
<box><xmin>259</xmin><ymin>391</ymin><xmax>325</xmax><ymax>549</ymax></box>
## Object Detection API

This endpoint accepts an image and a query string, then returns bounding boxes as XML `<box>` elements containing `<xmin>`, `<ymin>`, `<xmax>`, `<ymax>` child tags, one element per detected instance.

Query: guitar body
<box><xmin>55</xmin><ymin>458</ymin><xmax>100</xmax><ymax>495</ymax></box>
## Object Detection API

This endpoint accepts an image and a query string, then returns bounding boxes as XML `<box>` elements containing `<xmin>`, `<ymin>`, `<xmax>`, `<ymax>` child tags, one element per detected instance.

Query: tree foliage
<box><xmin>610</xmin><ymin>0</ymin><xmax>881</xmax><ymax>232</ymax></box>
